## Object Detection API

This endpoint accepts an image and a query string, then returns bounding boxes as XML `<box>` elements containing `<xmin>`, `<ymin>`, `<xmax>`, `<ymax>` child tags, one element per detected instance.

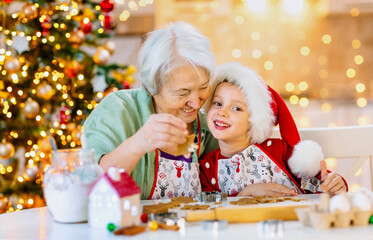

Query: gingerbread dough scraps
<box><xmin>143</xmin><ymin>196</ymin><xmax>196</xmax><ymax>214</ymax></box>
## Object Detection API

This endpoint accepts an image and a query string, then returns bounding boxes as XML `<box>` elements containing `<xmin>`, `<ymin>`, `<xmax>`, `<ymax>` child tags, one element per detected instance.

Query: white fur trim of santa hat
<box><xmin>288</xmin><ymin>140</ymin><xmax>324</xmax><ymax>178</ymax></box>
<box><xmin>203</xmin><ymin>62</ymin><xmax>275</xmax><ymax>144</ymax></box>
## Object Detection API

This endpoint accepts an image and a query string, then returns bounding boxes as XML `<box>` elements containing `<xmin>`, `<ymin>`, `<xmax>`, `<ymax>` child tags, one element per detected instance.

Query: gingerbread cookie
<box><xmin>114</xmin><ymin>225</ymin><xmax>146</xmax><ymax>236</ymax></box>
<box><xmin>171</xmin><ymin>196</ymin><xmax>196</xmax><ymax>204</ymax></box>
<box><xmin>175</xmin><ymin>134</ymin><xmax>198</xmax><ymax>158</ymax></box>
<box><xmin>180</xmin><ymin>204</ymin><xmax>210</xmax><ymax>210</ymax></box>
<box><xmin>143</xmin><ymin>202</ymin><xmax>180</xmax><ymax>214</ymax></box>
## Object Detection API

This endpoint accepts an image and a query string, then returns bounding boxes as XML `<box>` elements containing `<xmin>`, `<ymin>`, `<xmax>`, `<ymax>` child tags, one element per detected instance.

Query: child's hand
<box><xmin>237</xmin><ymin>183</ymin><xmax>298</xmax><ymax>197</ymax></box>
<box><xmin>319</xmin><ymin>160</ymin><xmax>347</xmax><ymax>194</ymax></box>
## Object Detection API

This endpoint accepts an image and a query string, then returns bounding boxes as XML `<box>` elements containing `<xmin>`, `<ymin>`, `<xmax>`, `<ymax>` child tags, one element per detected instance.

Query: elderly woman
<box><xmin>84</xmin><ymin>22</ymin><xmax>218</xmax><ymax>200</ymax></box>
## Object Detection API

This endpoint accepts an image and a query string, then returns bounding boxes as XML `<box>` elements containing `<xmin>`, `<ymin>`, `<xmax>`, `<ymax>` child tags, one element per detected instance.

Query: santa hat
<box><xmin>204</xmin><ymin>62</ymin><xmax>324</xmax><ymax>178</ymax></box>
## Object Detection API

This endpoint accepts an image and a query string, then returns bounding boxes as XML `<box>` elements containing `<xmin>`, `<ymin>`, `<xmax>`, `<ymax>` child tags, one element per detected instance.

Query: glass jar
<box><xmin>43</xmin><ymin>148</ymin><xmax>103</xmax><ymax>223</ymax></box>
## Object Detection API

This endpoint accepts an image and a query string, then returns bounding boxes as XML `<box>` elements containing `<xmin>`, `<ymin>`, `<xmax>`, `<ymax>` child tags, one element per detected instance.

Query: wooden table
<box><xmin>0</xmin><ymin>195</ymin><xmax>372</xmax><ymax>240</ymax></box>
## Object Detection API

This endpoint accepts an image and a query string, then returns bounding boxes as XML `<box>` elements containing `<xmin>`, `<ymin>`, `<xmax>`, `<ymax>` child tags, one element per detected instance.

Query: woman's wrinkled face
<box><xmin>153</xmin><ymin>65</ymin><xmax>210</xmax><ymax>124</ymax></box>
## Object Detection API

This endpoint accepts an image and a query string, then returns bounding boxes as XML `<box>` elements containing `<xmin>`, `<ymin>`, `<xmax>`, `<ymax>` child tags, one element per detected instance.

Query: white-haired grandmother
<box><xmin>84</xmin><ymin>22</ymin><xmax>218</xmax><ymax>200</ymax></box>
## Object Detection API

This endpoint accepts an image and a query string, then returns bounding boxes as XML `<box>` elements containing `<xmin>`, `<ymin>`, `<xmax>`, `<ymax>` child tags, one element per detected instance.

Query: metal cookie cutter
<box><xmin>258</xmin><ymin>220</ymin><xmax>284</xmax><ymax>239</ymax></box>
<box><xmin>301</xmin><ymin>177</ymin><xmax>323</xmax><ymax>193</ymax></box>
<box><xmin>150</xmin><ymin>212</ymin><xmax>178</xmax><ymax>223</ymax></box>
<box><xmin>201</xmin><ymin>220</ymin><xmax>228</xmax><ymax>231</ymax></box>
<box><xmin>195</xmin><ymin>191</ymin><xmax>227</xmax><ymax>203</ymax></box>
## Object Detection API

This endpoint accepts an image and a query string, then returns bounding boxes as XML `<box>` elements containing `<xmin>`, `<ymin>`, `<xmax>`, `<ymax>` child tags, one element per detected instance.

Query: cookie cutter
<box><xmin>195</xmin><ymin>191</ymin><xmax>227</xmax><ymax>203</ymax></box>
<box><xmin>150</xmin><ymin>212</ymin><xmax>178</xmax><ymax>223</ymax></box>
<box><xmin>301</xmin><ymin>177</ymin><xmax>323</xmax><ymax>193</ymax></box>
<box><xmin>258</xmin><ymin>220</ymin><xmax>284</xmax><ymax>239</ymax></box>
<box><xmin>201</xmin><ymin>220</ymin><xmax>228</xmax><ymax>231</ymax></box>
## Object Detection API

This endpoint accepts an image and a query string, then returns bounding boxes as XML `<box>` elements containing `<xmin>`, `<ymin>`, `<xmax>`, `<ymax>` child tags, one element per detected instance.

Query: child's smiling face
<box><xmin>207</xmin><ymin>82</ymin><xmax>250</xmax><ymax>144</ymax></box>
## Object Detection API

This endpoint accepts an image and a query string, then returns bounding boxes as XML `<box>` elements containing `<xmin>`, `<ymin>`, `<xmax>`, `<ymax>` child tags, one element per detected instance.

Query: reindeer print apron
<box><xmin>216</xmin><ymin>144</ymin><xmax>302</xmax><ymax>196</ymax></box>
<box><xmin>148</xmin><ymin>115</ymin><xmax>202</xmax><ymax>200</ymax></box>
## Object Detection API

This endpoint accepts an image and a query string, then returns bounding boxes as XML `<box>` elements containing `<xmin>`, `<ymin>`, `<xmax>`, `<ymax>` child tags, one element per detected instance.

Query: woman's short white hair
<box><xmin>138</xmin><ymin>22</ymin><xmax>216</xmax><ymax>95</ymax></box>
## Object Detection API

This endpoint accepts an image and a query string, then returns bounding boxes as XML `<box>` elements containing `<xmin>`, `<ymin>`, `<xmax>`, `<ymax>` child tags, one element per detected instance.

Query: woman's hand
<box><xmin>134</xmin><ymin>113</ymin><xmax>188</xmax><ymax>155</ymax></box>
<box><xmin>237</xmin><ymin>183</ymin><xmax>298</xmax><ymax>197</ymax></box>
<box><xmin>99</xmin><ymin>113</ymin><xmax>188</xmax><ymax>173</ymax></box>
<box><xmin>319</xmin><ymin>160</ymin><xmax>347</xmax><ymax>194</ymax></box>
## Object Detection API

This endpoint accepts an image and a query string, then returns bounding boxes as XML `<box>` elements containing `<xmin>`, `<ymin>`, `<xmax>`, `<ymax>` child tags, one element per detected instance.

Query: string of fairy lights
<box><xmin>151</xmin><ymin>0</ymin><xmax>372</xmax><ymax>192</ymax></box>
<box><xmin>183</xmin><ymin>0</ymin><xmax>370</xmax><ymax>126</ymax></box>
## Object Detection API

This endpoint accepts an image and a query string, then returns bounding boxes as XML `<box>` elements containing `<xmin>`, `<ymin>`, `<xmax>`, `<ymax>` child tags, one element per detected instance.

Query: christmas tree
<box><xmin>0</xmin><ymin>0</ymin><xmax>136</xmax><ymax>213</ymax></box>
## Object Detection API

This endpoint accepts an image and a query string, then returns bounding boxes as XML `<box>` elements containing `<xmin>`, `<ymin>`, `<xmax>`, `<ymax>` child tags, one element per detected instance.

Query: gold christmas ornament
<box><xmin>4</xmin><ymin>57</ymin><xmax>21</xmax><ymax>74</ymax></box>
<box><xmin>21</xmin><ymin>3</ymin><xmax>38</xmax><ymax>20</ymax></box>
<box><xmin>23</xmin><ymin>98</ymin><xmax>40</xmax><ymax>118</ymax></box>
<box><xmin>93</xmin><ymin>47</ymin><xmax>110</xmax><ymax>65</ymax></box>
<box><xmin>36</xmin><ymin>83</ymin><xmax>54</xmax><ymax>100</ymax></box>
<box><xmin>23</xmin><ymin>164</ymin><xmax>39</xmax><ymax>182</ymax></box>
<box><xmin>83</xmin><ymin>8</ymin><xmax>96</xmax><ymax>21</ymax></box>
<box><xmin>0</xmin><ymin>139</ymin><xmax>15</xmax><ymax>160</ymax></box>
<box><xmin>103</xmin><ymin>40</ymin><xmax>116</xmax><ymax>54</ymax></box>
<box><xmin>0</xmin><ymin>196</ymin><xmax>10</xmax><ymax>214</ymax></box>
<box><xmin>37</xmin><ymin>137</ymin><xmax>52</xmax><ymax>153</ymax></box>
<box><xmin>126</xmin><ymin>65</ymin><xmax>137</xmax><ymax>75</ymax></box>
<box><xmin>68</xmin><ymin>30</ymin><xmax>85</xmax><ymax>48</ymax></box>
<box><xmin>71</xmin><ymin>126</ymin><xmax>82</xmax><ymax>145</ymax></box>
<box><xmin>55</xmin><ymin>0</ymin><xmax>70</xmax><ymax>4</ymax></box>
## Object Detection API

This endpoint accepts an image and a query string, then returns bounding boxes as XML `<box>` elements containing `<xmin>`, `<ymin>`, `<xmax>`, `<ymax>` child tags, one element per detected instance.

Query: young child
<box><xmin>199</xmin><ymin>62</ymin><xmax>348</xmax><ymax>196</ymax></box>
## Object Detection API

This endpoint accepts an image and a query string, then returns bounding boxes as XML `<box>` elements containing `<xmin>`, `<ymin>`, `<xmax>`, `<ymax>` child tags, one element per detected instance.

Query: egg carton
<box><xmin>296</xmin><ymin>206</ymin><xmax>372</xmax><ymax>229</ymax></box>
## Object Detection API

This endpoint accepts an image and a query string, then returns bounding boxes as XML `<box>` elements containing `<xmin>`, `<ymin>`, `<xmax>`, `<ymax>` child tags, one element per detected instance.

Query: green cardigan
<box><xmin>83</xmin><ymin>87</ymin><xmax>218</xmax><ymax>199</ymax></box>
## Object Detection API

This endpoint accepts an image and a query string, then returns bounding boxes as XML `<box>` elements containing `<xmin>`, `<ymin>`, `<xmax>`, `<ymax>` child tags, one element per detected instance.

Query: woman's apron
<box><xmin>216</xmin><ymin>144</ymin><xmax>303</xmax><ymax>196</ymax></box>
<box><xmin>148</xmin><ymin>115</ymin><xmax>202</xmax><ymax>200</ymax></box>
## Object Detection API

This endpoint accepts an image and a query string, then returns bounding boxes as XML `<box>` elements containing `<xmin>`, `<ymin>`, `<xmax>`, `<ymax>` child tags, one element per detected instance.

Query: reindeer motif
<box><xmin>162</xmin><ymin>162</ymin><xmax>174</xmax><ymax>176</ymax></box>
<box><xmin>248</xmin><ymin>165</ymin><xmax>261</xmax><ymax>179</ymax></box>
<box><xmin>171</xmin><ymin>179</ymin><xmax>182</xmax><ymax>197</ymax></box>
<box><xmin>242</xmin><ymin>171</ymin><xmax>248</xmax><ymax>182</ymax></box>
<box><xmin>174</xmin><ymin>161</ymin><xmax>185</xmax><ymax>178</ymax></box>
<box><xmin>182</xmin><ymin>172</ymin><xmax>191</xmax><ymax>191</ymax></box>
<box><xmin>261</xmin><ymin>162</ymin><xmax>274</xmax><ymax>176</ymax></box>
<box><xmin>219</xmin><ymin>176</ymin><xmax>229</xmax><ymax>192</ymax></box>
<box><xmin>232</xmin><ymin>174</ymin><xmax>243</xmax><ymax>191</ymax></box>
<box><xmin>231</xmin><ymin>157</ymin><xmax>241</xmax><ymax>173</ymax></box>
<box><xmin>247</xmin><ymin>148</ymin><xmax>256</xmax><ymax>161</ymax></box>
<box><xmin>167</xmin><ymin>191</ymin><xmax>174</xmax><ymax>199</ymax></box>
<box><xmin>158</xmin><ymin>180</ymin><xmax>169</xmax><ymax>198</ymax></box>
<box><xmin>224</xmin><ymin>162</ymin><xmax>232</xmax><ymax>175</ymax></box>
<box><xmin>190</xmin><ymin>180</ymin><xmax>201</xmax><ymax>194</ymax></box>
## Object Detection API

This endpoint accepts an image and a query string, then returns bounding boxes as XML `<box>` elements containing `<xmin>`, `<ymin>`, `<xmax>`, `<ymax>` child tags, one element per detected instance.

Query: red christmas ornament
<box><xmin>100</xmin><ymin>0</ymin><xmax>114</xmax><ymax>13</ymax></box>
<box><xmin>64</xmin><ymin>60</ymin><xmax>81</xmax><ymax>79</ymax></box>
<box><xmin>103</xmin><ymin>15</ymin><xmax>113</xmax><ymax>30</ymax></box>
<box><xmin>122</xmin><ymin>81</ymin><xmax>130</xmax><ymax>89</ymax></box>
<box><xmin>79</xmin><ymin>20</ymin><xmax>92</xmax><ymax>34</ymax></box>
<box><xmin>59</xmin><ymin>104</ymin><xmax>71</xmax><ymax>125</ymax></box>
<box><xmin>42</xmin><ymin>28</ymin><xmax>50</xmax><ymax>37</ymax></box>
<box><xmin>140</xmin><ymin>213</ymin><xmax>148</xmax><ymax>223</ymax></box>
<box><xmin>41</xmin><ymin>15</ymin><xmax>52</xmax><ymax>29</ymax></box>
<box><xmin>41</xmin><ymin>15</ymin><xmax>52</xmax><ymax>37</ymax></box>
